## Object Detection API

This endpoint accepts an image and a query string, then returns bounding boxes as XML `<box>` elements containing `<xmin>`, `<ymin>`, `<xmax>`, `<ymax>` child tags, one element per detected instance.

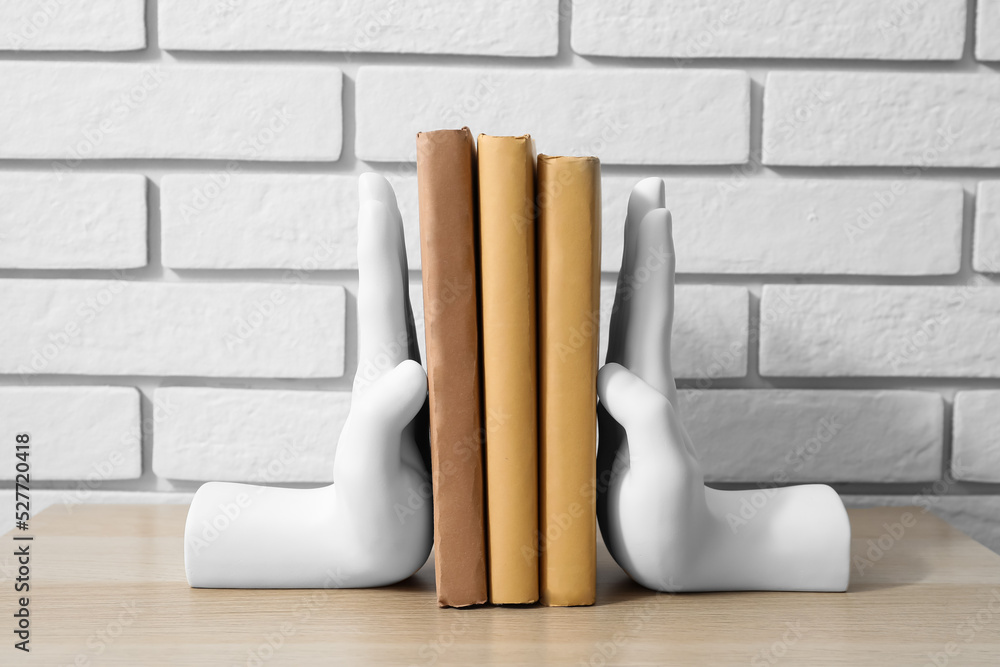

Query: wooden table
<box><xmin>4</xmin><ymin>504</ymin><xmax>1000</xmax><ymax>665</ymax></box>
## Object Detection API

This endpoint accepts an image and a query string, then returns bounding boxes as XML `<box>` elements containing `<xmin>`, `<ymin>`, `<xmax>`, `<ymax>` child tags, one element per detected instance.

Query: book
<box><xmin>477</xmin><ymin>134</ymin><xmax>539</xmax><ymax>604</ymax></box>
<box><xmin>537</xmin><ymin>154</ymin><xmax>601</xmax><ymax>607</ymax></box>
<box><xmin>416</xmin><ymin>127</ymin><xmax>488</xmax><ymax>607</ymax></box>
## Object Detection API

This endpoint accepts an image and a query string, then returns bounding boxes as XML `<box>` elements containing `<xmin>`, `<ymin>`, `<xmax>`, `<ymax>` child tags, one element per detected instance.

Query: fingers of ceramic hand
<box><xmin>621</xmin><ymin>207</ymin><xmax>677</xmax><ymax>408</ymax></box>
<box><xmin>597</xmin><ymin>363</ymin><xmax>690</xmax><ymax>466</ymax></box>
<box><xmin>356</xmin><ymin>174</ymin><xmax>411</xmax><ymax>393</ymax></box>
<box><xmin>607</xmin><ymin>178</ymin><xmax>666</xmax><ymax>367</ymax></box>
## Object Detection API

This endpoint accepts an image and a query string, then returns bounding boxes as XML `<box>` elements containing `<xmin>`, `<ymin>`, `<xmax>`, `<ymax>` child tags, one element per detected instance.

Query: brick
<box><xmin>0</xmin><ymin>387</ymin><xmax>141</xmax><ymax>481</ymax></box>
<box><xmin>0</xmin><ymin>280</ymin><xmax>345</xmax><ymax>378</ymax></box>
<box><xmin>159</xmin><ymin>0</ymin><xmax>558</xmax><ymax>56</ymax></box>
<box><xmin>161</xmin><ymin>173</ymin><xmax>419</xmax><ymax>270</ymax></box>
<box><xmin>153</xmin><ymin>387</ymin><xmax>350</xmax><ymax>482</ymax></box>
<box><xmin>975</xmin><ymin>182</ymin><xmax>1000</xmax><ymax>273</ymax></box>
<box><xmin>601</xmin><ymin>177</ymin><xmax>963</xmax><ymax>275</ymax></box>
<box><xmin>356</xmin><ymin>67</ymin><xmax>749</xmax><ymax>165</ymax></box>
<box><xmin>680</xmin><ymin>389</ymin><xmax>942</xmax><ymax>483</ymax></box>
<box><xmin>762</xmin><ymin>72</ymin><xmax>1000</xmax><ymax>167</ymax></box>
<box><xmin>0</xmin><ymin>173</ymin><xmax>147</xmax><ymax>269</ymax></box>
<box><xmin>953</xmin><ymin>392</ymin><xmax>1000</xmax><ymax>483</ymax></box>
<box><xmin>0</xmin><ymin>0</ymin><xmax>145</xmax><ymax>51</ymax></box>
<box><xmin>0</xmin><ymin>63</ymin><xmax>342</xmax><ymax>161</ymax></box>
<box><xmin>573</xmin><ymin>0</ymin><xmax>965</xmax><ymax>60</ymax></box>
<box><xmin>978</xmin><ymin>0</ymin><xmax>1000</xmax><ymax>60</ymax></box>
<box><xmin>599</xmin><ymin>284</ymin><xmax>748</xmax><ymax>378</ymax></box>
<box><xmin>760</xmin><ymin>286</ymin><xmax>1000</xmax><ymax>377</ymax></box>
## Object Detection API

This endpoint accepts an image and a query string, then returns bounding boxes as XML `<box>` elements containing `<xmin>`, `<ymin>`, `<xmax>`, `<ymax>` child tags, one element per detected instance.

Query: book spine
<box><xmin>537</xmin><ymin>154</ymin><xmax>601</xmax><ymax>607</ymax></box>
<box><xmin>416</xmin><ymin>128</ymin><xmax>488</xmax><ymax>607</ymax></box>
<box><xmin>477</xmin><ymin>135</ymin><xmax>539</xmax><ymax>604</ymax></box>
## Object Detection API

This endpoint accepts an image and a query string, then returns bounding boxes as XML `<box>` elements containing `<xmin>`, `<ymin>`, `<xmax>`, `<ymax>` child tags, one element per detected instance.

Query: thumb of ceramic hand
<box><xmin>334</xmin><ymin>357</ymin><xmax>429</xmax><ymax>497</ymax></box>
<box><xmin>597</xmin><ymin>362</ymin><xmax>704</xmax><ymax>500</ymax></box>
<box><xmin>597</xmin><ymin>362</ymin><xmax>715</xmax><ymax>590</ymax></box>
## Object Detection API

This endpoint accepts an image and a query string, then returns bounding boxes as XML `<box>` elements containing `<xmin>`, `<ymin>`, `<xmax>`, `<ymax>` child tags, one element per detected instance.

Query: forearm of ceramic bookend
<box><xmin>184</xmin><ymin>472</ymin><xmax>432</xmax><ymax>589</ymax></box>
<box><xmin>184</xmin><ymin>483</ymin><xmax>347</xmax><ymax>588</ymax></box>
<box><xmin>699</xmin><ymin>484</ymin><xmax>851</xmax><ymax>592</ymax></box>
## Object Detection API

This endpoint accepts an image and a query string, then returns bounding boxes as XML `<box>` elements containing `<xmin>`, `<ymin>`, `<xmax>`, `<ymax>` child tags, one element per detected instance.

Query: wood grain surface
<box><xmin>3</xmin><ymin>504</ymin><xmax>1000</xmax><ymax>665</ymax></box>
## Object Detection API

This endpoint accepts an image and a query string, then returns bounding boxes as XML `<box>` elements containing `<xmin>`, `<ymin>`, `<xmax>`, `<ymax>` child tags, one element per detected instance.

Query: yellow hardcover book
<box><xmin>478</xmin><ymin>134</ymin><xmax>539</xmax><ymax>604</ymax></box>
<box><xmin>537</xmin><ymin>154</ymin><xmax>600</xmax><ymax>607</ymax></box>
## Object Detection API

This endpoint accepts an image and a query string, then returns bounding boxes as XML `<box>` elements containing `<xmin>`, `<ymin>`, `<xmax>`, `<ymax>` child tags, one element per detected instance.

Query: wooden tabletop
<box><xmin>4</xmin><ymin>504</ymin><xmax>1000</xmax><ymax>666</ymax></box>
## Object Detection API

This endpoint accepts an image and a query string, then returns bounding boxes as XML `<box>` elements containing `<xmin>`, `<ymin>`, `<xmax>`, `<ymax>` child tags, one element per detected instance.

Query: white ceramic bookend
<box><xmin>597</xmin><ymin>178</ymin><xmax>851</xmax><ymax>593</ymax></box>
<box><xmin>184</xmin><ymin>173</ymin><xmax>433</xmax><ymax>588</ymax></box>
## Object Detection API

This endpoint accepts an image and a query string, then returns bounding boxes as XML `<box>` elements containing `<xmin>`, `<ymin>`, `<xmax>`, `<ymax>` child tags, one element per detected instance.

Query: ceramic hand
<box><xmin>184</xmin><ymin>173</ymin><xmax>431</xmax><ymax>588</ymax></box>
<box><xmin>597</xmin><ymin>178</ymin><xmax>850</xmax><ymax>592</ymax></box>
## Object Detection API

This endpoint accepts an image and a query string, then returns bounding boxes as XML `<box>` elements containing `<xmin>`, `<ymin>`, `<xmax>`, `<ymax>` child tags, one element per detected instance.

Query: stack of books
<box><xmin>417</xmin><ymin>128</ymin><xmax>601</xmax><ymax>607</ymax></box>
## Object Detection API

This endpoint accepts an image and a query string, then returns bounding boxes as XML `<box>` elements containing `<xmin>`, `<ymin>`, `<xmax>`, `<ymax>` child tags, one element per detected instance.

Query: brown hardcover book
<box><xmin>537</xmin><ymin>154</ymin><xmax>601</xmax><ymax>607</ymax></box>
<box><xmin>416</xmin><ymin>127</ymin><xmax>488</xmax><ymax>607</ymax></box>
<box><xmin>478</xmin><ymin>134</ymin><xmax>539</xmax><ymax>604</ymax></box>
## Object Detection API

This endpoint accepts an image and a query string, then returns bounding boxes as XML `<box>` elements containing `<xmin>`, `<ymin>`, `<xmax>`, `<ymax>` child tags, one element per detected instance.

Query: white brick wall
<box><xmin>976</xmin><ymin>182</ymin><xmax>1000</xmax><ymax>272</ymax></box>
<box><xmin>153</xmin><ymin>387</ymin><xmax>351</xmax><ymax>482</ymax></box>
<box><xmin>759</xmin><ymin>286</ymin><xmax>1000</xmax><ymax>377</ymax></box>
<box><xmin>3</xmin><ymin>1</ymin><xmax>1000</xmax><ymax>555</ymax></box>
<box><xmin>0</xmin><ymin>387</ymin><xmax>141</xmax><ymax>480</ymax></box>
<box><xmin>683</xmin><ymin>389</ymin><xmax>944</xmax><ymax>483</ymax></box>
<box><xmin>978</xmin><ymin>0</ymin><xmax>1000</xmax><ymax>61</ymax></box>
<box><xmin>763</xmin><ymin>72</ymin><xmax>1000</xmax><ymax>167</ymax></box>
<box><xmin>158</xmin><ymin>0</ymin><xmax>559</xmax><ymax>56</ymax></box>
<box><xmin>0</xmin><ymin>64</ymin><xmax>343</xmax><ymax>160</ymax></box>
<box><xmin>0</xmin><ymin>0</ymin><xmax>146</xmax><ymax>51</ymax></box>
<box><xmin>601</xmin><ymin>178</ymin><xmax>963</xmax><ymax>275</ymax></box>
<box><xmin>0</xmin><ymin>173</ymin><xmax>147</xmax><ymax>269</ymax></box>
<box><xmin>161</xmin><ymin>174</ymin><xmax>421</xmax><ymax>270</ymax></box>
<box><xmin>0</xmin><ymin>280</ymin><xmax>346</xmax><ymax>378</ymax></box>
<box><xmin>952</xmin><ymin>392</ymin><xmax>1000</xmax><ymax>483</ymax></box>
<box><xmin>572</xmin><ymin>0</ymin><xmax>966</xmax><ymax>60</ymax></box>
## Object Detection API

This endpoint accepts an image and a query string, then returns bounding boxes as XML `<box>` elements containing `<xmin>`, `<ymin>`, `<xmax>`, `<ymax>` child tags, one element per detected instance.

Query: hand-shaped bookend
<box><xmin>184</xmin><ymin>174</ymin><xmax>432</xmax><ymax>588</ymax></box>
<box><xmin>597</xmin><ymin>178</ymin><xmax>851</xmax><ymax>593</ymax></box>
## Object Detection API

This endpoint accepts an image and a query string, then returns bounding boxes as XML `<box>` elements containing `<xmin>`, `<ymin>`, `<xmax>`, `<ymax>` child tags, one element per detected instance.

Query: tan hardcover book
<box><xmin>537</xmin><ymin>154</ymin><xmax>601</xmax><ymax>607</ymax></box>
<box><xmin>477</xmin><ymin>134</ymin><xmax>539</xmax><ymax>604</ymax></box>
<box><xmin>416</xmin><ymin>128</ymin><xmax>488</xmax><ymax>607</ymax></box>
